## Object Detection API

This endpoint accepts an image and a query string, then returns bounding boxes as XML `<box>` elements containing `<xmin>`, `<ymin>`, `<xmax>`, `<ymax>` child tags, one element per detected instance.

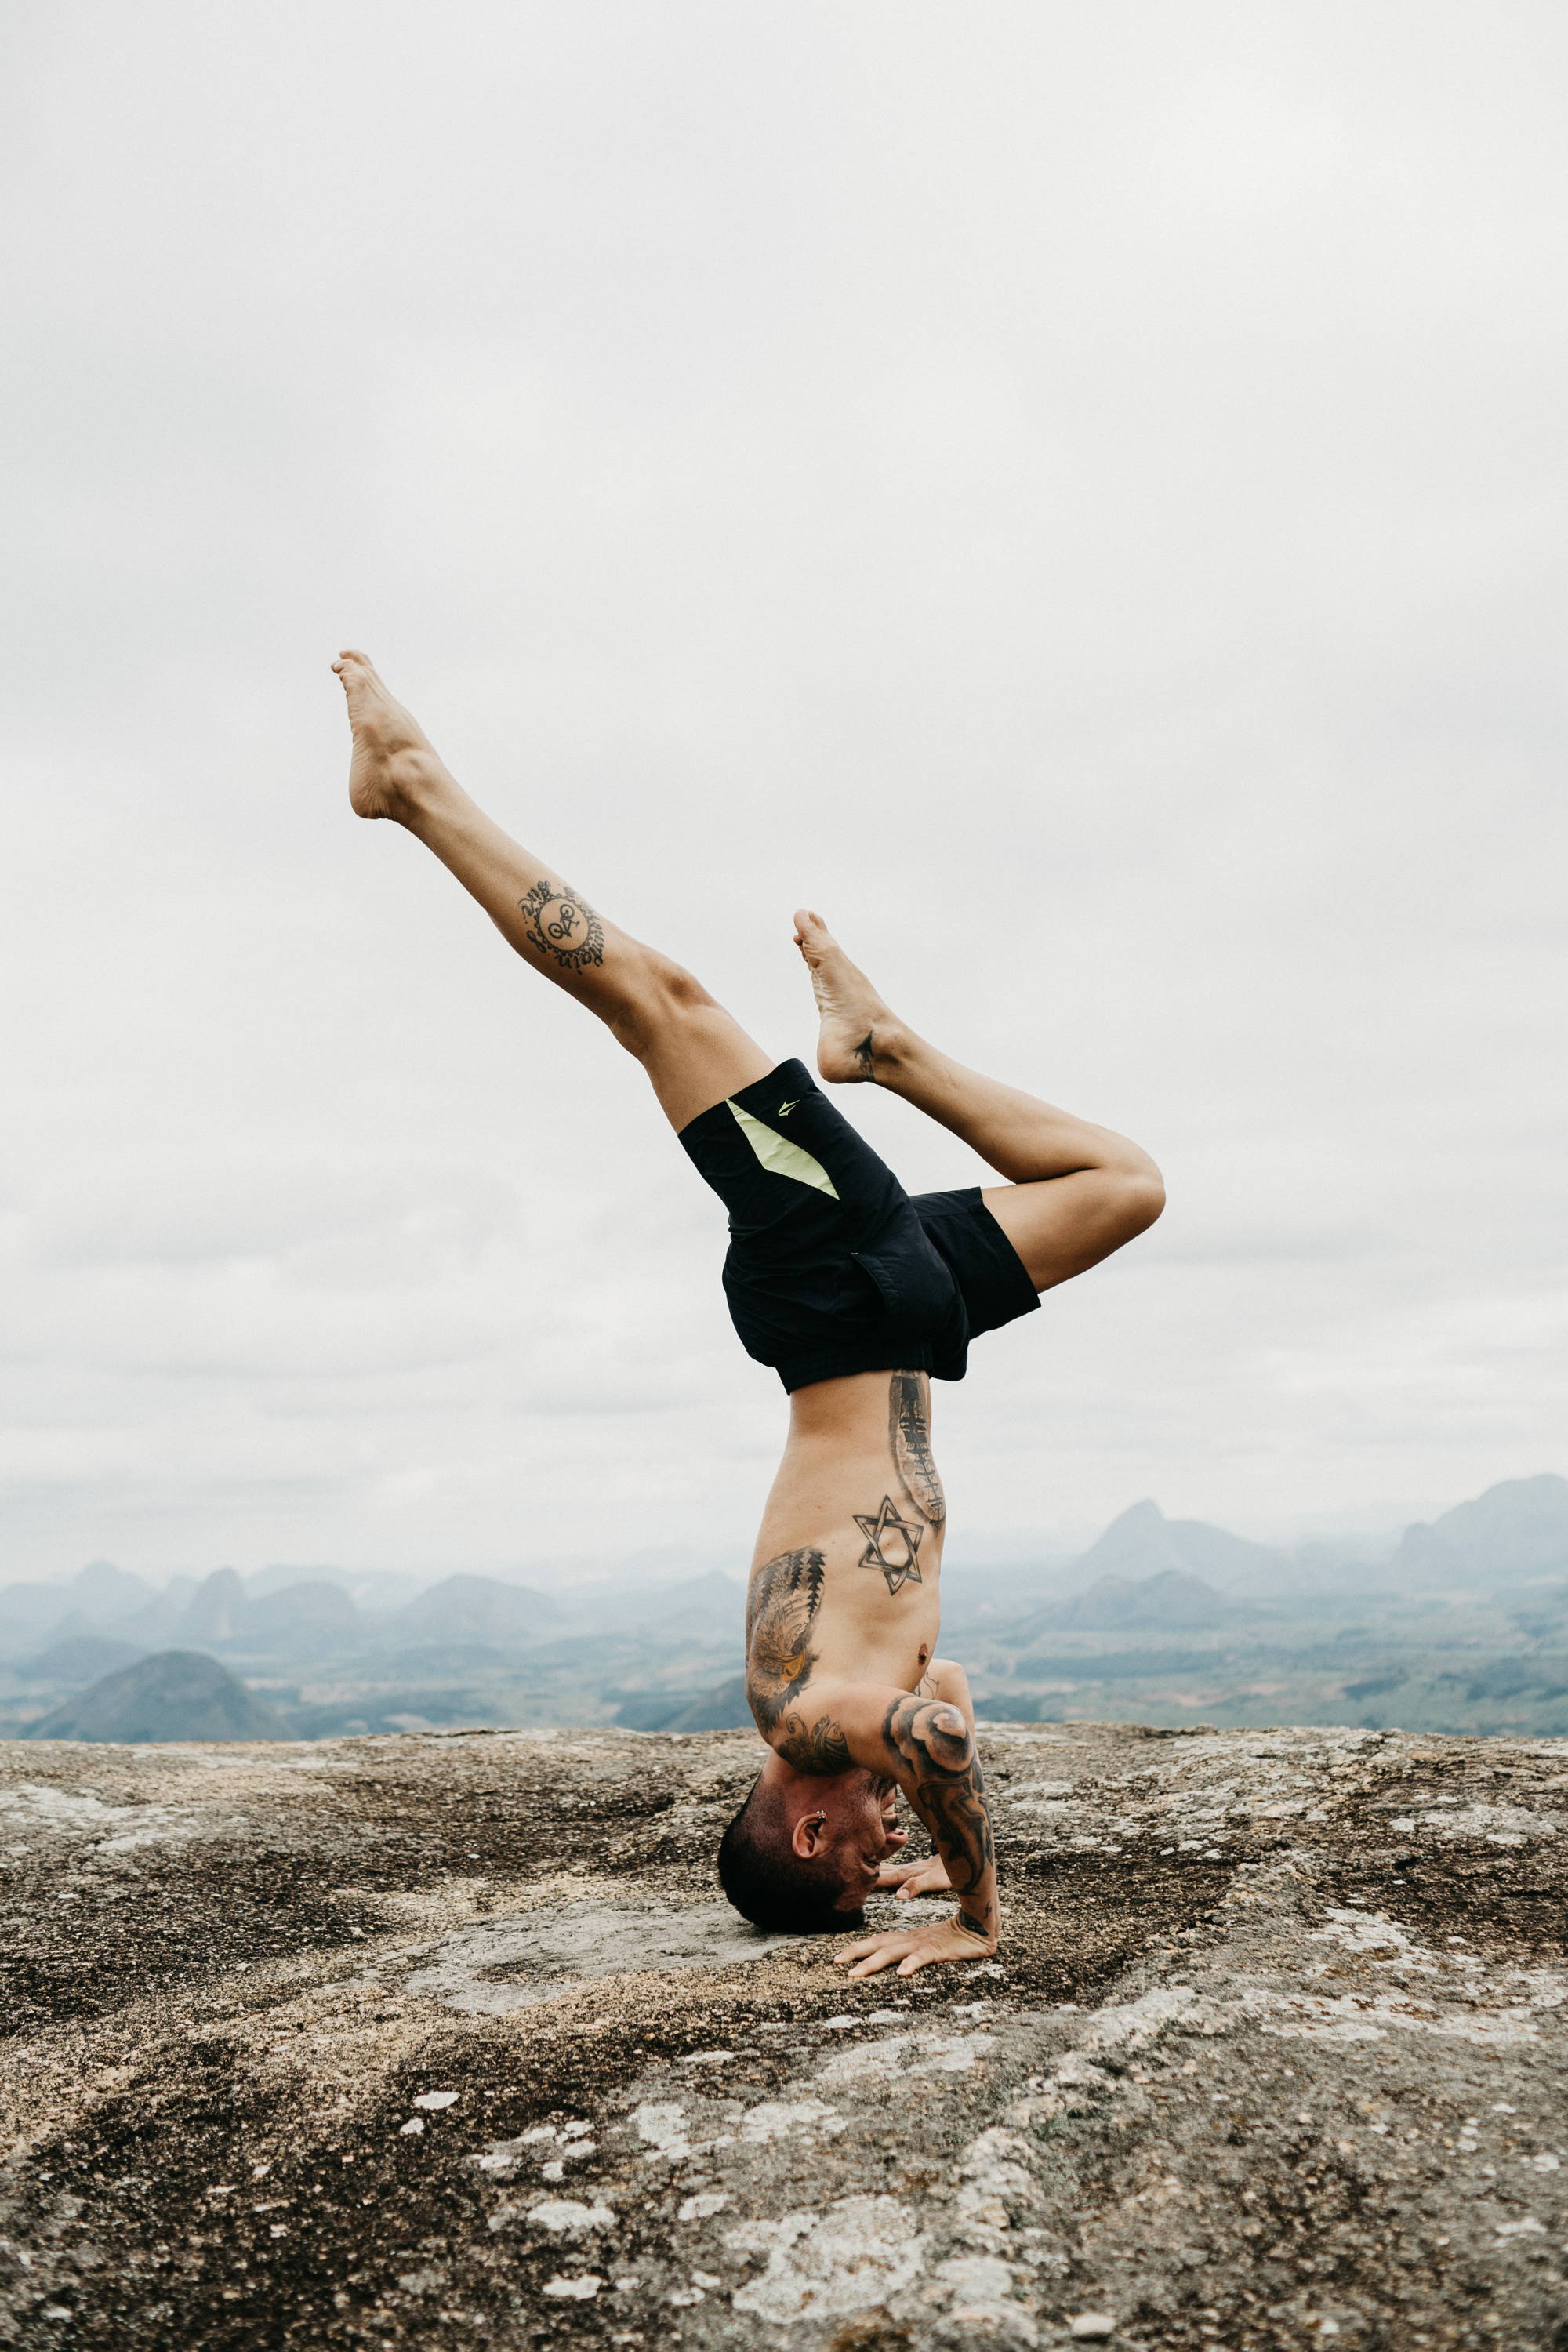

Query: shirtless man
<box><xmin>334</xmin><ymin>648</ymin><xmax>1164</xmax><ymax>1980</ymax></box>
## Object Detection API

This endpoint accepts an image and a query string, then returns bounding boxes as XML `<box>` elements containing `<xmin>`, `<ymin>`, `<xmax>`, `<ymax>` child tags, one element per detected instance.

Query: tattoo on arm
<box><xmin>773</xmin><ymin>1712</ymin><xmax>851</xmax><ymax>1773</ymax></box>
<box><xmin>745</xmin><ymin>1548</ymin><xmax>827</xmax><ymax>1733</ymax></box>
<box><xmin>517</xmin><ymin>878</ymin><xmax>605</xmax><ymax>973</ymax></box>
<box><xmin>889</xmin><ymin>1370</ymin><xmax>945</xmax><ymax>1527</ymax></box>
<box><xmin>880</xmin><ymin>1695</ymin><xmax>997</xmax><ymax>1933</ymax></box>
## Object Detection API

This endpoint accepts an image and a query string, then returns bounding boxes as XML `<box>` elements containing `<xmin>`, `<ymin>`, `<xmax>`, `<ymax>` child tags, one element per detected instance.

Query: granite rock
<box><xmin>2</xmin><ymin>1720</ymin><xmax>1566</xmax><ymax>2347</ymax></box>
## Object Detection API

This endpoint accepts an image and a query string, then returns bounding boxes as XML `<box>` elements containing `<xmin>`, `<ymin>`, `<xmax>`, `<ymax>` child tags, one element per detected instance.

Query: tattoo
<box><xmin>853</xmin><ymin>1496</ymin><xmax>925</xmax><ymax>1595</ymax></box>
<box><xmin>852</xmin><ymin>1030</ymin><xmax>875</xmax><ymax>1077</ymax></box>
<box><xmin>957</xmin><ymin>1911</ymin><xmax>989</xmax><ymax>1940</ymax></box>
<box><xmin>517</xmin><ymin>877</ymin><xmax>605</xmax><ymax>973</ymax></box>
<box><xmin>881</xmin><ymin>1696</ymin><xmax>996</xmax><ymax>1932</ymax></box>
<box><xmin>745</xmin><ymin>1548</ymin><xmax>827</xmax><ymax>1733</ymax></box>
<box><xmin>913</xmin><ymin>1775</ymin><xmax>996</xmax><ymax>1896</ymax></box>
<box><xmin>774</xmin><ymin>1712</ymin><xmax>851</xmax><ymax>1773</ymax></box>
<box><xmin>889</xmin><ymin>1370</ymin><xmax>945</xmax><ymax>1527</ymax></box>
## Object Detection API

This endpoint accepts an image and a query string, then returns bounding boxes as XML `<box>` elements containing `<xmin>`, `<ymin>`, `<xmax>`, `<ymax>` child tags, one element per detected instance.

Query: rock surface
<box><xmin>2</xmin><ymin>1720</ymin><xmax>1566</xmax><ymax>2348</ymax></box>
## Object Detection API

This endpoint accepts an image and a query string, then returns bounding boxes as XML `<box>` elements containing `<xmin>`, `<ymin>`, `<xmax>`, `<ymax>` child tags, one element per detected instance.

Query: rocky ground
<box><xmin>1</xmin><ymin>1720</ymin><xmax>1565</xmax><ymax>2350</ymax></box>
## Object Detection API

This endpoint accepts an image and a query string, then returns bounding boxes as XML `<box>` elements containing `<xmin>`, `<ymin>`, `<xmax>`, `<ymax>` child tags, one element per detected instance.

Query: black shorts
<box><xmin>678</xmin><ymin>1059</ymin><xmax>1040</xmax><ymax>1392</ymax></box>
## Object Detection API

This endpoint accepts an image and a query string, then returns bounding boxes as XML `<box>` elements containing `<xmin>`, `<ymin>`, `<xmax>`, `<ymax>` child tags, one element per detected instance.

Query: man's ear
<box><xmin>791</xmin><ymin>1809</ymin><xmax>829</xmax><ymax>1859</ymax></box>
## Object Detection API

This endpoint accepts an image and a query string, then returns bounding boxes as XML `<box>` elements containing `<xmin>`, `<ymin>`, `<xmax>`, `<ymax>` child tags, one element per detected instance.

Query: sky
<box><xmin>3</xmin><ymin>1</ymin><xmax>1565</xmax><ymax>1584</ymax></box>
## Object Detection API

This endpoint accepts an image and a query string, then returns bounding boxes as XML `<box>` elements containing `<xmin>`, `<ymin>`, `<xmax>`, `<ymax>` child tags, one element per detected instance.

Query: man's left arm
<box><xmin>807</xmin><ymin>1675</ymin><xmax>1000</xmax><ymax>1978</ymax></box>
<box><xmin>875</xmin><ymin>1659</ymin><xmax>971</xmax><ymax>1899</ymax></box>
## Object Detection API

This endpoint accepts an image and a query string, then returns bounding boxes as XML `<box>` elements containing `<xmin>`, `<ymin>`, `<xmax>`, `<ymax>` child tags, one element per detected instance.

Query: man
<box><xmin>334</xmin><ymin>649</ymin><xmax>1163</xmax><ymax>1979</ymax></box>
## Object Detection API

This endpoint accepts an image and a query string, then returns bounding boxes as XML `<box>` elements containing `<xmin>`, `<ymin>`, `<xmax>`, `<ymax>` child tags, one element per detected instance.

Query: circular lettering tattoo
<box><xmin>518</xmin><ymin>878</ymin><xmax>605</xmax><ymax>973</ymax></box>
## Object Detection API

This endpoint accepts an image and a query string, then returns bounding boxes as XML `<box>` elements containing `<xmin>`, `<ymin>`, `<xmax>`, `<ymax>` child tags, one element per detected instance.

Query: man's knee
<box><xmin>608</xmin><ymin>951</ymin><xmax>717</xmax><ymax>1058</ymax></box>
<box><xmin>1116</xmin><ymin>1168</ymin><xmax>1166</xmax><ymax>1240</ymax></box>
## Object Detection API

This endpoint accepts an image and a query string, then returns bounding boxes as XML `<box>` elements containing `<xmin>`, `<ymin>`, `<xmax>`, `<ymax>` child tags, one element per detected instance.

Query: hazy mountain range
<box><xmin>4</xmin><ymin>1475</ymin><xmax>1566</xmax><ymax>1744</ymax></box>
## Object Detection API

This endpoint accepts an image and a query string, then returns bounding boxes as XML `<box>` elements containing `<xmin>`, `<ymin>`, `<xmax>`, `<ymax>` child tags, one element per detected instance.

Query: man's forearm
<box><xmin>880</xmin><ymin>1694</ymin><xmax>1000</xmax><ymax>1942</ymax></box>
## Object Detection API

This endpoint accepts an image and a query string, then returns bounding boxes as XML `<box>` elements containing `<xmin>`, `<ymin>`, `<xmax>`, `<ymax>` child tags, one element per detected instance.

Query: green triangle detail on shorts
<box><xmin>726</xmin><ymin>1101</ymin><xmax>840</xmax><ymax>1198</ymax></box>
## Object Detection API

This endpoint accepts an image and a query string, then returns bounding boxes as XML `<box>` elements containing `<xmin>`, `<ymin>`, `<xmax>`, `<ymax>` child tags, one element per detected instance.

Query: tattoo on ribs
<box><xmin>853</xmin><ymin>1496</ymin><xmax>925</xmax><ymax>1595</ymax></box>
<box><xmin>889</xmin><ymin>1370</ymin><xmax>945</xmax><ymax>1527</ymax></box>
<box><xmin>745</xmin><ymin>1547</ymin><xmax>828</xmax><ymax>1733</ymax></box>
<box><xmin>517</xmin><ymin>878</ymin><xmax>605</xmax><ymax>973</ymax></box>
<box><xmin>774</xmin><ymin>1712</ymin><xmax>851</xmax><ymax>1774</ymax></box>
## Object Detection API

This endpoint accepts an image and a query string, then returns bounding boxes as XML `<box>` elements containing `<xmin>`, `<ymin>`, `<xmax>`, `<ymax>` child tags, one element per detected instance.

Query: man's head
<box><xmin>717</xmin><ymin>1755</ymin><xmax>907</xmax><ymax>1933</ymax></box>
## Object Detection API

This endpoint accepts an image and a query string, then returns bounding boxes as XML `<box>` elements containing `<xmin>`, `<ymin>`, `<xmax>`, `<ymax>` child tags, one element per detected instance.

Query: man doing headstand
<box><xmin>334</xmin><ymin>650</ymin><xmax>1164</xmax><ymax>1979</ymax></box>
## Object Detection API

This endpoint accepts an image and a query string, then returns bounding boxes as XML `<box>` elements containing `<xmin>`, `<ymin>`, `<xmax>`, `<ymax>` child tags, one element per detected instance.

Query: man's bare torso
<box><xmin>745</xmin><ymin>1368</ymin><xmax>946</xmax><ymax>1755</ymax></box>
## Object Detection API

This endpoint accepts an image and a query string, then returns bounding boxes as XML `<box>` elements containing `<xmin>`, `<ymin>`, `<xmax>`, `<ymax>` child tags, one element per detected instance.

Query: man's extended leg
<box><xmin>335</xmin><ymin>651</ymin><xmax>771</xmax><ymax>1130</ymax></box>
<box><xmin>792</xmin><ymin>910</ymin><xmax>1164</xmax><ymax>1290</ymax></box>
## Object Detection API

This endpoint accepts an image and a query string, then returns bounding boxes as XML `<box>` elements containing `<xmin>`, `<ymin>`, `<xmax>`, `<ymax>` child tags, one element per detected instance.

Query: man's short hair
<box><xmin>717</xmin><ymin>1773</ymin><xmax>866</xmax><ymax>1935</ymax></box>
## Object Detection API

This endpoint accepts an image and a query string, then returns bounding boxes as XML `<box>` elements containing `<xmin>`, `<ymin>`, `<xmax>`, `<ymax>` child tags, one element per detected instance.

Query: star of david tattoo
<box><xmin>853</xmin><ymin>1494</ymin><xmax>926</xmax><ymax>1595</ymax></box>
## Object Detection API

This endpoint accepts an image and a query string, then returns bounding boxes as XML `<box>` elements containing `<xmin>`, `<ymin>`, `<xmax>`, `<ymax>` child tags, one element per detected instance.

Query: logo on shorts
<box><xmin>776</xmin><ymin>1098</ymin><xmax>800</xmax><ymax>1116</ymax></box>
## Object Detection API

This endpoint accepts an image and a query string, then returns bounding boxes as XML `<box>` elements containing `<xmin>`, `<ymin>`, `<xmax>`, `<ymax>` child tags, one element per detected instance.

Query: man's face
<box><xmin>829</xmin><ymin>1773</ymin><xmax>908</xmax><ymax>1912</ymax></box>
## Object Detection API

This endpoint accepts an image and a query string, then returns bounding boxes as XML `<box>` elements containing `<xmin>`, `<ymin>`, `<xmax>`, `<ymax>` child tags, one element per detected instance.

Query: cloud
<box><xmin>2</xmin><ymin>2</ymin><xmax>1564</xmax><ymax>1572</ymax></box>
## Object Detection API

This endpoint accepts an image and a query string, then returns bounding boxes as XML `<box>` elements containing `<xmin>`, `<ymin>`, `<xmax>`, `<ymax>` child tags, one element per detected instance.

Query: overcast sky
<box><xmin>3</xmin><ymin>2</ymin><xmax>1565</xmax><ymax>1584</ymax></box>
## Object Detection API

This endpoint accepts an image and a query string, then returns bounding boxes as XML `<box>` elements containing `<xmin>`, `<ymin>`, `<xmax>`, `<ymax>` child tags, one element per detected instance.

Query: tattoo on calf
<box><xmin>517</xmin><ymin>877</ymin><xmax>605</xmax><ymax>973</ymax></box>
<box><xmin>889</xmin><ymin>1370</ymin><xmax>945</xmax><ymax>1527</ymax></box>
<box><xmin>745</xmin><ymin>1548</ymin><xmax>828</xmax><ymax>1733</ymax></box>
<box><xmin>853</xmin><ymin>1497</ymin><xmax>925</xmax><ymax>1595</ymax></box>
<box><xmin>774</xmin><ymin>1712</ymin><xmax>851</xmax><ymax>1774</ymax></box>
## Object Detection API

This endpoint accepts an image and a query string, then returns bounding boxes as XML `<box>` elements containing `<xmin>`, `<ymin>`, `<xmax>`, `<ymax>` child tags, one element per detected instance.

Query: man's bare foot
<box><xmin>793</xmin><ymin>909</ymin><xmax>908</xmax><ymax>1084</ymax></box>
<box><xmin>333</xmin><ymin>649</ymin><xmax>456</xmax><ymax>823</ymax></box>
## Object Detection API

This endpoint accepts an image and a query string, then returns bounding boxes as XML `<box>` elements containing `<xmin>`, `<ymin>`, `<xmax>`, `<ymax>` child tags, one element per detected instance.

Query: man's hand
<box><xmin>834</xmin><ymin>1916</ymin><xmax>996</xmax><ymax>1979</ymax></box>
<box><xmin>874</xmin><ymin>1857</ymin><xmax>952</xmax><ymax>1900</ymax></box>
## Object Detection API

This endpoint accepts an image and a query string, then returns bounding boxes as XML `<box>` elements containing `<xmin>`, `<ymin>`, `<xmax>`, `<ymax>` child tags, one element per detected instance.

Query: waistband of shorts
<box><xmin>775</xmin><ymin>1342</ymin><xmax>936</xmax><ymax>1395</ymax></box>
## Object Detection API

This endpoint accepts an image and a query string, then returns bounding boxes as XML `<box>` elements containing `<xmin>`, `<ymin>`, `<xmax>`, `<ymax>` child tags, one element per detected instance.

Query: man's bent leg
<box><xmin>336</xmin><ymin>651</ymin><xmax>771</xmax><ymax>1129</ymax></box>
<box><xmin>792</xmin><ymin>908</ymin><xmax>1163</xmax><ymax>1291</ymax></box>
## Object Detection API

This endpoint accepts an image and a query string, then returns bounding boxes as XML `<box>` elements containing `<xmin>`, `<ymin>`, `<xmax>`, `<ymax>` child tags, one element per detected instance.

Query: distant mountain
<box><xmin>72</xmin><ymin>1560</ymin><xmax>157</xmax><ymax>1613</ymax></box>
<box><xmin>242</xmin><ymin>1581</ymin><xmax>360</xmax><ymax>1648</ymax></box>
<box><xmin>1019</xmin><ymin>1568</ymin><xmax>1250</xmax><ymax>1635</ymax></box>
<box><xmin>245</xmin><ymin>1562</ymin><xmax>354</xmax><ymax>1601</ymax></box>
<box><xmin>393</xmin><ymin>1575</ymin><xmax>561</xmax><ymax>1645</ymax></box>
<box><xmin>181</xmin><ymin>1568</ymin><xmax>247</xmax><ymax>1642</ymax></box>
<box><xmin>111</xmin><ymin>1575</ymin><xmax>199</xmax><ymax>1649</ymax></box>
<box><xmin>0</xmin><ymin>1582</ymin><xmax>79</xmax><ymax>1650</ymax></box>
<box><xmin>1389</xmin><ymin>1475</ymin><xmax>1568</xmax><ymax>1587</ymax></box>
<box><xmin>562</xmin><ymin>1571</ymin><xmax>746</xmax><ymax>1637</ymax></box>
<box><xmin>28</xmin><ymin>1650</ymin><xmax>285</xmax><ymax>1743</ymax></box>
<box><xmin>27</xmin><ymin>1635</ymin><xmax>147</xmax><ymax>1684</ymax></box>
<box><xmin>0</xmin><ymin>1560</ymin><xmax>157</xmax><ymax>1653</ymax></box>
<box><xmin>660</xmin><ymin>1674</ymin><xmax>752</xmax><ymax>1732</ymax></box>
<box><xmin>1075</xmin><ymin>1501</ymin><xmax>1286</xmax><ymax>1592</ymax></box>
<box><xmin>614</xmin><ymin>1674</ymin><xmax>752</xmax><ymax>1733</ymax></box>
